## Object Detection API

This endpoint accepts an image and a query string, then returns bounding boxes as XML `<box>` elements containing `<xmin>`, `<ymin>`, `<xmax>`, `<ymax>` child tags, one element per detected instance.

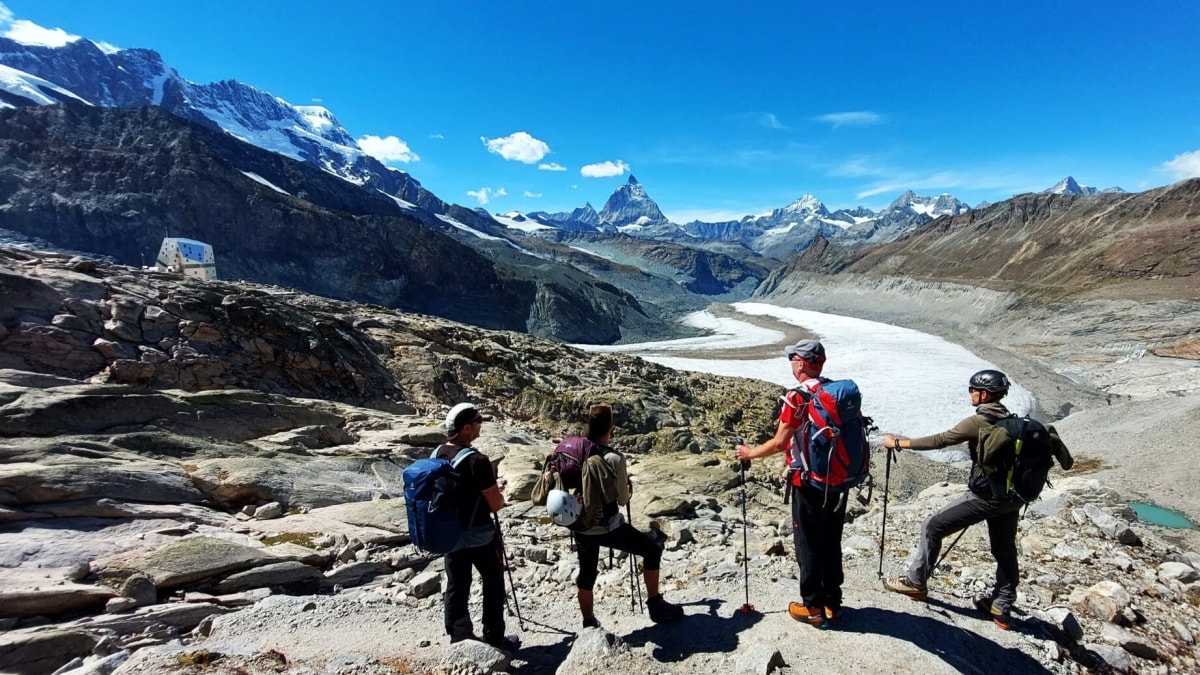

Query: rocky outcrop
<box><xmin>0</xmin><ymin>247</ymin><xmax>780</xmax><ymax>449</ymax></box>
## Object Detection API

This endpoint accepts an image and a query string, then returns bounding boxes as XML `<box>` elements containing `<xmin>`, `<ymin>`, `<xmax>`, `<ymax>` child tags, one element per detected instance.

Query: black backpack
<box><xmin>978</xmin><ymin>415</ymin><xmax>1071</xmax><ymax>504</ymax></box>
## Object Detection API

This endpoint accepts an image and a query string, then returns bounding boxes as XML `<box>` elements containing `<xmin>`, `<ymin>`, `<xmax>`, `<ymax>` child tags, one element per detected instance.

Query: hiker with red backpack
<box><xmin>534</xmin><ymin>404</ymin><xmax>685</xmax><ymax>628</ymax></box>
<box><xmin>881</xmin><ymin>370</ymin><xmax>1028</xmax><ymax>630</ymax></box>
<box><xmin>433</xmin><ymin>402</ymin><xmax>519</xmax><ymax>652</ymax></box>
<box><xmin>736</xmin><ymin>339</ymin><xmax>872</xmax><ymax>628</ymax></box>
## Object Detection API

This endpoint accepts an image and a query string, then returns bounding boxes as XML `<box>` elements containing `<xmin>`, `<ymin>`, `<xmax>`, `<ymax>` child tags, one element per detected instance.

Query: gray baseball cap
<box><xmin>784</xmin><ymin>339</ymin><xmax>826</xmax><ymax>363</ymax></box>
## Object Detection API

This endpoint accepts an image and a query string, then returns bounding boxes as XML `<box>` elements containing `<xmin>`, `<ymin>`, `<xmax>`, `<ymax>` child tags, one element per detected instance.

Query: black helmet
<box><xmin>969</xmin><ymin>369</ymin><xmax>1010</xmax><ymax>394</ymax></box>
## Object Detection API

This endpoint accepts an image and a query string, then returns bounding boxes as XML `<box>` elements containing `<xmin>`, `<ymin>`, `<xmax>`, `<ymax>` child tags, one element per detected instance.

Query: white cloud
<box><xmin>430</xmin><ymin>133</ymin><xmax>445</xmax><ymax>140</ymax></box>
<box><xmin>761</xmin><ymin>113</ymin><xmax>786</xmax><ymax>130</ymax></box>
<box><xmin>580</xmin><ymin>160</ymin><xmax>630</xmax><ymax>178</ymax></box>
<box><xmin>467</xmin><ymin>187</ymin><xmax>506</xmax><ymax>205</ymax></box>
<box><xmin>1</xmin><ymin>8</ymin><xmax>81</xmax><ymax>48</ymax></box>
<box><xmin>538</xmin><ymin>162</ymin><xmax>566</xmax><ymax>171</ymax></box>
<box><xmin>831</xmin><ymin>156</ymin><xmax>884</xmax><ymax>177</ymax></box>
<box><xmin>357</xmin><ymin>135</ymin><xmax>419</xmax><ymax>164</ymax></box>
<box><xmin>1163</xmin><ymin>149</ymin><xmax>1200</xmax><ymax>180</ymax></box>
<box><xmin>523</xmin><ymin>190</ymin><xmax>542</xmax><ymax>198</ymax></box>
<box><xmin>817</xmin><ymin>111</ymin><xmax>883</xmax><ymax>128</ymax></box>
<box><xmin>481</xmin><ymin>131</ymin><xmax>550</xmax><ymax>163</ymax></box>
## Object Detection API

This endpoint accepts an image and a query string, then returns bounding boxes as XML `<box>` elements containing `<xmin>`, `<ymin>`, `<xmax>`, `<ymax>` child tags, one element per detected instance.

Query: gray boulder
<box><xmin>90</xmin><ymin>537</ymin><xmax>275</xmax><ymax>590</ymax></box>
<box><xmin>213</xmin><ymin>560</ymin><xmax>322</xmax><ymax>594</ymax></box>
<box><xmin>0</xmin><ymin>628</ymin><xmax>97</xmax><ymax>675</ymax></box>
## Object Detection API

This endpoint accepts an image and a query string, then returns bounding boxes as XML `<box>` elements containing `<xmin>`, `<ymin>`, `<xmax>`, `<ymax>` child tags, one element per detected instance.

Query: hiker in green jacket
<box><xmin>881</xmin><ymin>369</ymin><xmax>1022</xmax><ymax>630</ymax></box>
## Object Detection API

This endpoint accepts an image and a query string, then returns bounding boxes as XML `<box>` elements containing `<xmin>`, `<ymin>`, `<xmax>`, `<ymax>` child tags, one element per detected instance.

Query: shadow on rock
<box><xmin>621</xmin><ymin>598</ymin><xmax>764</xmax><ymax>663</ymax></box>
<box><xmin>511</xmin><ymin>633</ymin><xmax>580</xmax><ymax>675</ymax></box>
<box><xmin>837</xmin><ymin>606</ymin><xmax>1051</xmax><ymax>674</ymax></box>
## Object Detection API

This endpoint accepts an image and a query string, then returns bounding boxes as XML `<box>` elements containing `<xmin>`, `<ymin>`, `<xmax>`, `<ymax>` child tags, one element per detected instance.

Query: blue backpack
<box><xmin>403</xmin><ymin>447</ymin><xmax>493</xmax><ymax>554</ymax></box>
<box><xmin>789</xmin><ymin>379</ymin><xmax>872</xmax><ymax>493</ymax></box>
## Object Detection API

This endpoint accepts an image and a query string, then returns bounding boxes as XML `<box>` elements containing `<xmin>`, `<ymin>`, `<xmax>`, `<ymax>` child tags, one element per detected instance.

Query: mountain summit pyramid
<box><xmin>598</xmin><ymin>175</ymin><xmax>669</xmax><ymax>229</ymax></box>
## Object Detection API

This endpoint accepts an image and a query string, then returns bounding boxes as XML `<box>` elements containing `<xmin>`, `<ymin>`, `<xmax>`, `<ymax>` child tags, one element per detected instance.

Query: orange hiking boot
<box><xmin>883</xmin><ymin>576</ymin><xmax>928</xmax><ymax>601</ymax></box>
<box><xmin>973</xmin><ymin>596</ymin><xmax>1011</xmax><ymax>630</ymax></box>
<box><xmin>823</xmin><ymin>605</ymin><xmax>842</xmax><ymax>621</ymax></box>
<box><xmin>788</xmin><ymin>602</ymin><xmax>828</xmax><ymax>627</ymax></box>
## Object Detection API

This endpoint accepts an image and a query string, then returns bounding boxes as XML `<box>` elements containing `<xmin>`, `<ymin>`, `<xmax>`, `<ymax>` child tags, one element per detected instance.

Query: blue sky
<box><xmin>3</xmin><ymin>1</ymin><xmax>1199</xmax><ymax>221</ymax></box>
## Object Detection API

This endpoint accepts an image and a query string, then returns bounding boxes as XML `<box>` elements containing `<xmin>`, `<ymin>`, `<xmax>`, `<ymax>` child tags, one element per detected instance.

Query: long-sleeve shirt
<box><xmin>906</xmin><ymin>401</ymin><xmax>1010</xmax><ymax>496</ymax></box>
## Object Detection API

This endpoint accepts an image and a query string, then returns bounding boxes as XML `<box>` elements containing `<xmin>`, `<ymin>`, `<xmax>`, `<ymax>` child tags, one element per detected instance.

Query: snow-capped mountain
<box><xmin>0</xmin><ymin>37</ymin><xmax>435</xmax><ymax>207</ymax></box>
<box><xmin>526</xmin><ymin>202</ymin><xmax>602</xmax><ymax>232</ymax></box>
<box><xmin>1043</xmin><ymin>176</ymin><xmax>1126</xmax><ymax>196</ymax></box>
<box><xmin>679</xmin><ymin>194</ymin><xmax>845</xmax><ymax>259</ymax></box>
<box><xmin>0</xmin><ymin>63</ymin><xmax>90</xmax><ymax>108</ymax></box>
<box><xmin>597</xmin><ymin>176</ymin><xmax>666</xmax><ymax>227</ymax></box>
<box><xmin>836</xmin><ymin>190</ymin><xmax>971</xmax><ymax>244</ymax></box>
<box><xmin>527</xmin><ymin>182</ymin><xmax>973</xmax><ymax>260</ymax></box>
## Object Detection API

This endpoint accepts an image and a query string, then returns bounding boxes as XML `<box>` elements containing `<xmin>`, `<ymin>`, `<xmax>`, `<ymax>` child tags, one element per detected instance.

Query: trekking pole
<box><xmin>930</xmin><ymin>526</ymin><xmax>970</xmax><ymax>579</ymax></box>
<box><xmin>736</xmin><ymin>438</ymin><xmax>755</xmax><ymax>615</ymax></box>
<box><xmin>626</xmin><ymin>503</ymin><xmax>643</xmax><ymax>613</ymax></box>
<box><xmin>493</xmin><ymin>513</ymin><xmax>525</xmax><ymax>630</ymax></box>
<box><xmin>877</xmin><ymin>441</ymin><xmax>898</xmax><ymax>580</ymax></box>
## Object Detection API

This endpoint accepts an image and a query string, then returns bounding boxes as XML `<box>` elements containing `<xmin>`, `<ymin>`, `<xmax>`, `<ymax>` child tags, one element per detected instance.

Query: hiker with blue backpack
<box><xmin>881</xmin><ymin>369</ymin><xmax>1072</xmax><ymax>630</ymax></box>
<box><xmin>736</xmin><ymin>339</ymin><xmax>872</xmax><ymax>628</ymax></box>
<box><xmin>432</xmin><ymin>402</ymin><xmax>519</xmax><ymax>652</ymax></box>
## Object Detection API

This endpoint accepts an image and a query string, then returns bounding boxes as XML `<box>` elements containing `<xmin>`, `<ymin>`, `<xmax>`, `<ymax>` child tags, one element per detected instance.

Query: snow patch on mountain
<box><xmin>377</xmin><ymin>190</ymin><xmax>416</xmax><ymax>210</ymax></box>
<box><xmin>0</xmin><ymin>63</ymin><xmax>90</xmax><ymax>107</ymax></box>
<box><xmin>241</xmin><ymin>172</ymin><xmax>290</xmax><ymax>195</ymax></box>
<box><xmin>492</xmin><ymin>212</ymin><xmax>553</xmax><ymax>233</ymax></box>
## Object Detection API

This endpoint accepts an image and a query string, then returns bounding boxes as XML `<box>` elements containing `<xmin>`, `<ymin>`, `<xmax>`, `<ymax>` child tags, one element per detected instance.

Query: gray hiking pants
<box><xmin>907</xmin><ymin>490</ymin><xmax>1023</xmax><ymax>613</ymax></box>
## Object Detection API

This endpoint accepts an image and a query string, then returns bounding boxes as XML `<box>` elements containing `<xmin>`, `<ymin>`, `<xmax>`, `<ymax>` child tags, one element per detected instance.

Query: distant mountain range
<box><xmin>0</xmin><ymin>34</ymin><xmax>1135</xmax><ymax>265</ymax></box>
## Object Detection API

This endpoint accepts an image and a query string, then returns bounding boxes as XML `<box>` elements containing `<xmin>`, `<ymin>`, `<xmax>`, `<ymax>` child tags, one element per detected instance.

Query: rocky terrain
<box><xmin>2</xmin><ymin>245</ymin><xmax>1199</xmax><ymax>674</ymax></box>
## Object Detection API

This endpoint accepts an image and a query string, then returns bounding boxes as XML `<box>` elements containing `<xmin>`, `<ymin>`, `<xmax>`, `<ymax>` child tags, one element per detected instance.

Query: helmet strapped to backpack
<box><xmin>969</xmin><ymin>369</ymin><xmax>1010</xmax><ymax>394</ymax></box>
<box><xmin>547</xmin><ymin>489</ymin><xmax>582</xmax><ymax>527</ymax></box>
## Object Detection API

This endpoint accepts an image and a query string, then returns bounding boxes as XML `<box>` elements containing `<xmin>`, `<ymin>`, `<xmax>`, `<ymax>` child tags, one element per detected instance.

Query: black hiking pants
<box><xmin>575</xmin><ymin>521</ymin><xmax>661</xmax><ymax>591</ymax></box>
<box><xmin>792</xmin><ymin>483</ymin><xmax>848</xmax><ymax>610</ymax></box>
<box><xmin>907</xmin><ymin>490</ymin><xmax>1023</xmax><ymax>613</ymax></box>
<box><xmin>444</xmin><ymin>535</ymin><xmax>505</xmax><ymax>642</ymax></box>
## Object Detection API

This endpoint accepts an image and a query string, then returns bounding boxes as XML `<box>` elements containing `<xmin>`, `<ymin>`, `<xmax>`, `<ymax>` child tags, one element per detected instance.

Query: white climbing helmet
<box><xmin>546</xmin><ymin>489</ymin><xmax>581</xmax><ymax>527</ymax></box>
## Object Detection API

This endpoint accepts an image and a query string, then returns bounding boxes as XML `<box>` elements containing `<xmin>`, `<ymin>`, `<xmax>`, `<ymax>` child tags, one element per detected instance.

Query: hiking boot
<box><xmin>647</xmin><ymin>594</ymin><xmax>684</xmax><ymax>623</ymax></box>
<box><xmin>883</xmin><ymin>576</ymin><xmax>928</xmax><ymax>601</ymax></box>
<box><xmin>823</xmin><ymin>605</ymin><xmax>842</xmax><ymax>621</ymax></box>
<box><xmin>449</xmin><ymin>633</ymin><xmax>478</xmax><ymax>644</ymax></box>
<box><xmin>581</xmin><ymin>616</ymin><xmax>602</xmax><ymax>629</ymax></box>
<box><xmin>788</xmin><ymin>602</ymin><xmax>828</xmax><ymax>627</ymax></box>
<box><xmin>485</xmin><ymin>635</ymin><xmax>520</xmax><ymax>652</ymax></box>
<box><xmin>973</xmin><ymin>596</ymin><xmax>1011</xmax><ymax>630</ymax></box>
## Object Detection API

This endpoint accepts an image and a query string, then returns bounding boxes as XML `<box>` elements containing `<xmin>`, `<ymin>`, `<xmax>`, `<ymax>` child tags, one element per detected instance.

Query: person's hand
<box><xmin>735</xmin><ymin>444</ymin><xmax>751</xmax><ymax>461</ymax></box>
<box><xmin>882</xmin><ymin>434</ymin><xmax>900</xmax><ymax>450</ymax></box>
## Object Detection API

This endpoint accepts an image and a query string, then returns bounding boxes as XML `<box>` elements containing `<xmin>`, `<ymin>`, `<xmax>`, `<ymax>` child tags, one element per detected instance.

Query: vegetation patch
<box><xmin>262</xmin><ymin>532</ymin><xmax>316</xmax><ymax>548</ymax></box>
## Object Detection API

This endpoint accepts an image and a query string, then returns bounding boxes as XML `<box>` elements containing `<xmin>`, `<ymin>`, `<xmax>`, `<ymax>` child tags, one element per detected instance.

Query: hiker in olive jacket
<box><xmin>571</xmin><ymin>404</ymin><xmax>684</xmax><ymax>628</ymax></box>
<box><xmin>881</xmin><ymin>369</ymin><xmax>1023</xmax><ymax>630</ymax></box>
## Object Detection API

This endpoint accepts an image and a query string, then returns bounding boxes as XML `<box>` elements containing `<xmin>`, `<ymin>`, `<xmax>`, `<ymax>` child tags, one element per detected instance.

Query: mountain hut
<box><xmin>155</xmin><ymin>238</ymin><xmax>217</xmax><ymax>280</ymax></box>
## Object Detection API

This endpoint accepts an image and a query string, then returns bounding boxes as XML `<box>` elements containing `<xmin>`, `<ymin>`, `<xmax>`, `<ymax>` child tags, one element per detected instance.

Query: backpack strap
<box><xmin>450</xmin><ymin>447</ymin><xmax>478</xmax><ymax>468</ymax></box>
<box><xmin>1003</xmin><ymin>416</ymin><xmax>1028</xmax><ymax>498</ymax></box>
<box><xmin>432</xmin><ymin>444</ymin><xmax>486</xmax><ymax>531</ymax></box>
